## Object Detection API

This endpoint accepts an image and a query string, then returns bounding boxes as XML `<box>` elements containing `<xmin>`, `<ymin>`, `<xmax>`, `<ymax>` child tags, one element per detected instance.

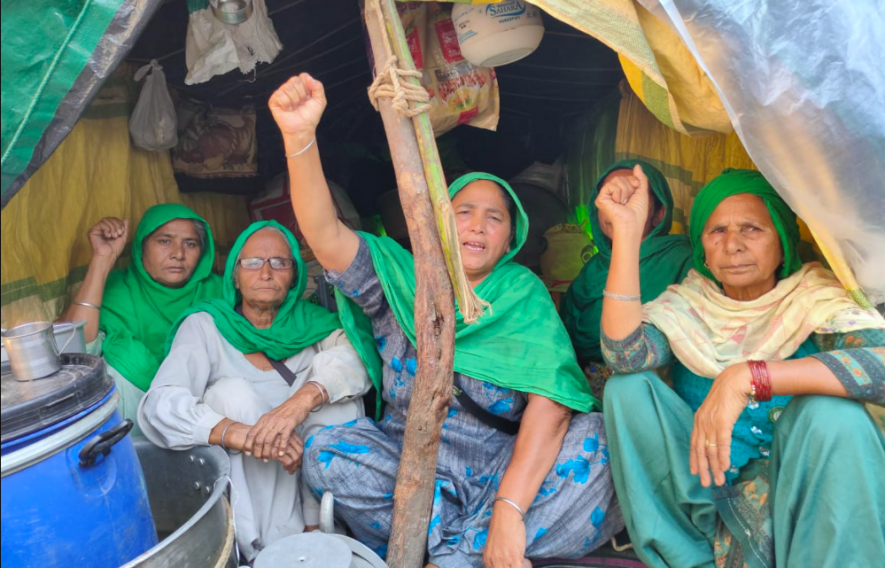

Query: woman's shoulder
<box><xmin>176</xmin><ymin>311</ymin><xmax>222</xmax><ymax>338</ymax></box>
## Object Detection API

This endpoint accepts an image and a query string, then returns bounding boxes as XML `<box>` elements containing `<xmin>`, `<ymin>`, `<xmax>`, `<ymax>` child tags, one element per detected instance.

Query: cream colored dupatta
<box><xmin>641</xmin><ymin>263</ymin><xmax>885</xmax><ymax>379</ymax></box>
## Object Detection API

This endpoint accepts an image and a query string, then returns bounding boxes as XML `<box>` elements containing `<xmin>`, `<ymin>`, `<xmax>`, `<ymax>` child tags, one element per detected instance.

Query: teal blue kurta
<box><xmin>600</xmin><ymin>325</ymin><xmax>885</xmax><ymax>567</ymax></box>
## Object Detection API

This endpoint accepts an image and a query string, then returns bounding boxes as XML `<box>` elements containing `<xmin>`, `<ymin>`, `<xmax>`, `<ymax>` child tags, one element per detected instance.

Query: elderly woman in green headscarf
<box><xmin>59</xmin><ymin>204</ymin><xmax>223</xmax><ymax>427</ymax></box>
<box><xmin>597</xmin><ymin>167</ymin><xmax>885</xmax><ymax>568</ymax></box>
<box><xmin>269</xmin><ymin>74</ymin><xmax>623</xmax><ymax>568</ymax></box>
<box><xmin>138</xmin><ymin>221</ymin><xmax>371</xmax><ymax>561</ymax></box>
<box><xmin>562</xmin><ymin>160</ymin><xmax>693</xmax><ymax>398</ymax></box>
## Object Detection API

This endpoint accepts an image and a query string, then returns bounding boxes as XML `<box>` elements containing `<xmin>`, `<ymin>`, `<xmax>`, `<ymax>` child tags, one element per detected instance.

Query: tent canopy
<box><xmin>2</xmin><ymin>0</ymin><xmax>882</xmax><ymax>301</ymax></box>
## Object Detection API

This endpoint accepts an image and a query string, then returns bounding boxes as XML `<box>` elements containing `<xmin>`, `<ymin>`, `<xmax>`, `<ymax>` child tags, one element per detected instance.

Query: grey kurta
<box><xmin>302</xmin><ymin>238</ymin><xmax>623</xmax><ymax>568</ymax></box>
<box><xmin>137</xmin><ymin>312</ymin><xmax>371</xmax><ymax>561</ymax></box>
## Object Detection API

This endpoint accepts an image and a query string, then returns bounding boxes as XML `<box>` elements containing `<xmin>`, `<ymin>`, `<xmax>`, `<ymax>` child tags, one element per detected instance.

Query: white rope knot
<box><xmin>368</xmin><ymin>55</ymin><xmax>430</xmax><ymax>117</ymax></box>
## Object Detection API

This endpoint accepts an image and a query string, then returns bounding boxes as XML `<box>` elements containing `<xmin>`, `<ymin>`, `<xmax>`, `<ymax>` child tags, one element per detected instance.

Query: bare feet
<box><xmin>304</xmin><ymin>525</ymin><xmax>319</xmax><ymax>532</ymax></box>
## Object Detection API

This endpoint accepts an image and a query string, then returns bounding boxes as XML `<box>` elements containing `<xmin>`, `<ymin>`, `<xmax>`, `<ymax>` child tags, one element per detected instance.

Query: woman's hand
<box><xmin>690</xmin><ymin>363</ymin><xmax>753</xmax><ymax>487</ymax></box>
<box><xmin>275</xmin><ymin>436</ymin><xmax>305</xmax><ymax>475</ymax></box>
<box><xmin>269</xmin><ymin>73</ymin><xmax>327</xmax><ymax>142</ymax></box>
<box><xmin>220</xmin><ymin>421</ymin><xmax>304</xmax><ymax>474</ymax></box>
<box><xmin>483</xmin><ymin>503</ymin><xmax>529</xmax><ymax>568</ymax></box>
<box><xmin>88</xmin><ymin>217</ymin><xmax>129</xmax><ymax>263</ymax></box>
<box><xmin>595</xmin><ymin>164</ymin><xmax>650</xmax><ymax>237</ymax></box>
<box><xmin>244</xmin><ymin>397</ymin><xmax>312</xmax><ymax>462</ymax></box>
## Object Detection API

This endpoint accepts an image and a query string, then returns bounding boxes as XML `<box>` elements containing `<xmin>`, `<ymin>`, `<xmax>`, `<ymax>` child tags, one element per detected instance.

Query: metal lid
<box><xmin>254</xmin><ymin>533</ymin><xmax>353</xmax><ymax>568</ymax></box>
<box><xmin>1</xmin><ymin>354</ymin><xmax>112</xmax><ymax>444</ymax></box>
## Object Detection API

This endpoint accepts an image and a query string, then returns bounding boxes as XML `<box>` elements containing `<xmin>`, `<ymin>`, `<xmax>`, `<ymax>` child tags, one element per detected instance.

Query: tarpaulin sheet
<box><xmin>530</xmin><ymin>0</ymin><xmax>731</xmax><ymax>135</ymax></box>
<box><xmin>1</xmin><ymin>0</ymin><xmax>163</xmax><ymax>208</ymax></box>
<box><xmin>644</xmin><ymin>0</ymin><xmax>885</xmax><ymax>306</ymax></box>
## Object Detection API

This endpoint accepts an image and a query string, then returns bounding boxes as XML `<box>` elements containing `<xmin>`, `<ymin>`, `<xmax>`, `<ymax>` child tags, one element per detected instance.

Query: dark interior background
<box><xmin>127</xmin><ymin>0</ymin><xmax>624</xmax><ymax>218</ymax></box>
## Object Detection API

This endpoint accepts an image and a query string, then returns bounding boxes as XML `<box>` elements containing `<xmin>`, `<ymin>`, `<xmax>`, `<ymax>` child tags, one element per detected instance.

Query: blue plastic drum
<box><xmin>1</xmin><ymin>354</ymin><xmax>157</xmax><ymax>567</ymax></box>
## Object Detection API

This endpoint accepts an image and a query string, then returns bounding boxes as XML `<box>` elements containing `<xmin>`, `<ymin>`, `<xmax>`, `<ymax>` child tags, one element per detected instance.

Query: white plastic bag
<box><xmin>129</xmin><ymin>60</ymin><xmax>178</xmax><ymax>151</ymax></box>
<box><xmin>185</xmin><ymin>0</ymin><xmax>282</xmax><ymax>85</ymax></box>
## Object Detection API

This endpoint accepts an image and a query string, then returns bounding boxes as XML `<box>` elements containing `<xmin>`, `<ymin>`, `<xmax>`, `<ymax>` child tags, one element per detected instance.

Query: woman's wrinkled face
<box><xmin>701</xmin><ymin>194</ymin><xmax>783</xmax><ymax>300</ymax></box>
<box><xmin>142</xmin><ymin>219</ymin><xmax>204</xmax><ymax>288</ymax></box>
<box><xmin>235</xmin><ymin>230</ymin><xmax>295</xmax><ymax>309</ymax></box>
<box><xmin>452</xmin><ymin>180</ymin><xmax>513</xmax><ymax>286</ymax></box>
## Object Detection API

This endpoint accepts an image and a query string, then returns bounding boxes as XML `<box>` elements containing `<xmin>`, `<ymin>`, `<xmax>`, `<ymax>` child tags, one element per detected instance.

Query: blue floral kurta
<box><xmin>302</xmin><ymin>238</ymin><xmax>623</xmax><ymax>568</ymax></box>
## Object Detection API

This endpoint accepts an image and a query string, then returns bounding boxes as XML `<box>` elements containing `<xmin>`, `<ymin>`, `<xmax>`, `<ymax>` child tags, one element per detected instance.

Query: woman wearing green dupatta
<box><xmin>597</xmin><ymin>168</ymin><xmax>885</xmax><ymax>568</ymax></box>
<box><xmin>562</xmin><ymin>160</ymin><xmax>693</xmax><ymax>398</ymax></box>
<box><xmin>59</xmin><ymin>203</ymin><xmax>223</xmax><ymax>428</ymax></box>
<box><xmin>138</xmin><ymin>221</ymin><xmax>371</xmax><ymax>561</ymax></box>
<box><xmin>269</xmin><ymin>74</ymin><xmax>622</xmax><ymax>568</ymax></box>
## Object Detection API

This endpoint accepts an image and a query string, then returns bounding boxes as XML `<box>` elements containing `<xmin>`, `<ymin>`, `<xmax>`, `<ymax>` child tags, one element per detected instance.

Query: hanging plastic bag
<box><xmin>129</xmin><ymin>60</ymin><xmax>178</xmax><ymax>151</ymax></box>
<box><xmin>412</xmin><ymin>2</ymin><xmax>500</xmax><ymax>136</ymax></box>
<box><xmin>368</xmin><ymin>2</ymin><xmax>500</xmax><ymax>137</ymax></box>
<box><xmin>185</xmin><ymin>0</ymin><xmax>282</xmax><ymax>85</ymax></box>
<box><xmin>419</xmin><ymin>3</ymin><xmax>500</xmax><ymax>136</ymax></box>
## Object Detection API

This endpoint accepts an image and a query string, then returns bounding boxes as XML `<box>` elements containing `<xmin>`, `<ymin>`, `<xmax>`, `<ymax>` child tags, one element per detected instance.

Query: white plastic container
<box><xmin>451</xmin><ymin>0</ymin><xmax>545</xmax><ymax>68</ymax></box>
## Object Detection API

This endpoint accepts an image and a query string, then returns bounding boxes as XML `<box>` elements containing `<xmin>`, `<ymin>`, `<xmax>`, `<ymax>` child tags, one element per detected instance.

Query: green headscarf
<box><xmin>689</xmin><ymin>168</ymin><xmax>803</xmax><ymax>284</ymax></box>
<box><xmin>562</xmin><ymin>160</ymin><xmax>693</xmax><ymax>363</ymax></box>
<box><xmin>101</xmin><ymin>204</ymin><xmax>223</xmax><ymax>391</ymax></box>
<box><xmin>337</xmin><ymin>172</ymin><xmax>598</xmax><ymax>414</ymax></box>
<box><xmin>168</xmin><ymin>221</ymin><xmax>341</xmax><ymax>361</ymax></box>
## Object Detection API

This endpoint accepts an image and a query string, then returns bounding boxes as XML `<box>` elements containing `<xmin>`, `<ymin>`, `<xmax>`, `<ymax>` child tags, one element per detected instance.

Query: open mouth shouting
<box><xmin>462</xmin><ymin>241</ymin><xmax>486</xmax><ymax>254</ymax></box>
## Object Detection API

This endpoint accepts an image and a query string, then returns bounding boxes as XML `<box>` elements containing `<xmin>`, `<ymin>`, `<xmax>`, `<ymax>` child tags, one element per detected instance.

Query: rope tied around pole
<box><xmin>368</xmin><ymin>55</ymin><xmax>431</xmax><ymax>117</ymax></box>
<box><xmin>366</xmin><ymin>0</ymin><xmax>430</xmax><ymax>118</ymax></box>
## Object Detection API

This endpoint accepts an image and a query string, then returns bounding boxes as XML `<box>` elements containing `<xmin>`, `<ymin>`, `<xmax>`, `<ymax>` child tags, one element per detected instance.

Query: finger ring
<box><xmin>705</xmin><ymin>440</ymin><xmax>718</xmax><ymax>447</ymax></box>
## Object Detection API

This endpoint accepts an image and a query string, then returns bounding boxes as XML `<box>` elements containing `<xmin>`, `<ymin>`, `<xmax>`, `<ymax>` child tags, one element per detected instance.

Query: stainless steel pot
<box><xmin>121</xmin><ymin>440</ymin><xmax>237</xmax><ymax>568</ymax></box>
<box><xmin>1</xmin><ymin>322</ymin><xmax>71</xmax><ymax>381</ymax></box>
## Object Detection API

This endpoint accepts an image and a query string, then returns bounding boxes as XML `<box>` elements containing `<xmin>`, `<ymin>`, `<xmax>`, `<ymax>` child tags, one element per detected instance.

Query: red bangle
<box><xmin>751</xmin><ymin>360</ymin><xmax>772</xmax><ymax>401</ymax></box>
<box><xmin>747</xmin><ymin>360</ymin><xmax>772</xmax><ymax>403</ymax></box>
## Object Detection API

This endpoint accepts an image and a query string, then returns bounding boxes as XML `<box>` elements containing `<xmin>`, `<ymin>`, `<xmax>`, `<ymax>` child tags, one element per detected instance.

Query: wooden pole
<box><xmin>372</xmin><ymin>0</ymin><xmax>489</xmax><ymax>325</ymax></box>
<box><xmin>364</xmin><ymin>2</ymin><xmax>455</xmax><ymax>568</ymax></box>
<box><xmin>374</xmin><ymin>0</ymin><xmax>466</xmax><ymax>310</ymax></box>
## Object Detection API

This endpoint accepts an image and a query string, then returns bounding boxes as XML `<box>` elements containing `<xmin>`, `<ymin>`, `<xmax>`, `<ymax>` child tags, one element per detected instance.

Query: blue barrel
<box><xmin>1</xmin><ymin>354</ymin><xmax>157</xmax><ymax>567</ymax></box>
